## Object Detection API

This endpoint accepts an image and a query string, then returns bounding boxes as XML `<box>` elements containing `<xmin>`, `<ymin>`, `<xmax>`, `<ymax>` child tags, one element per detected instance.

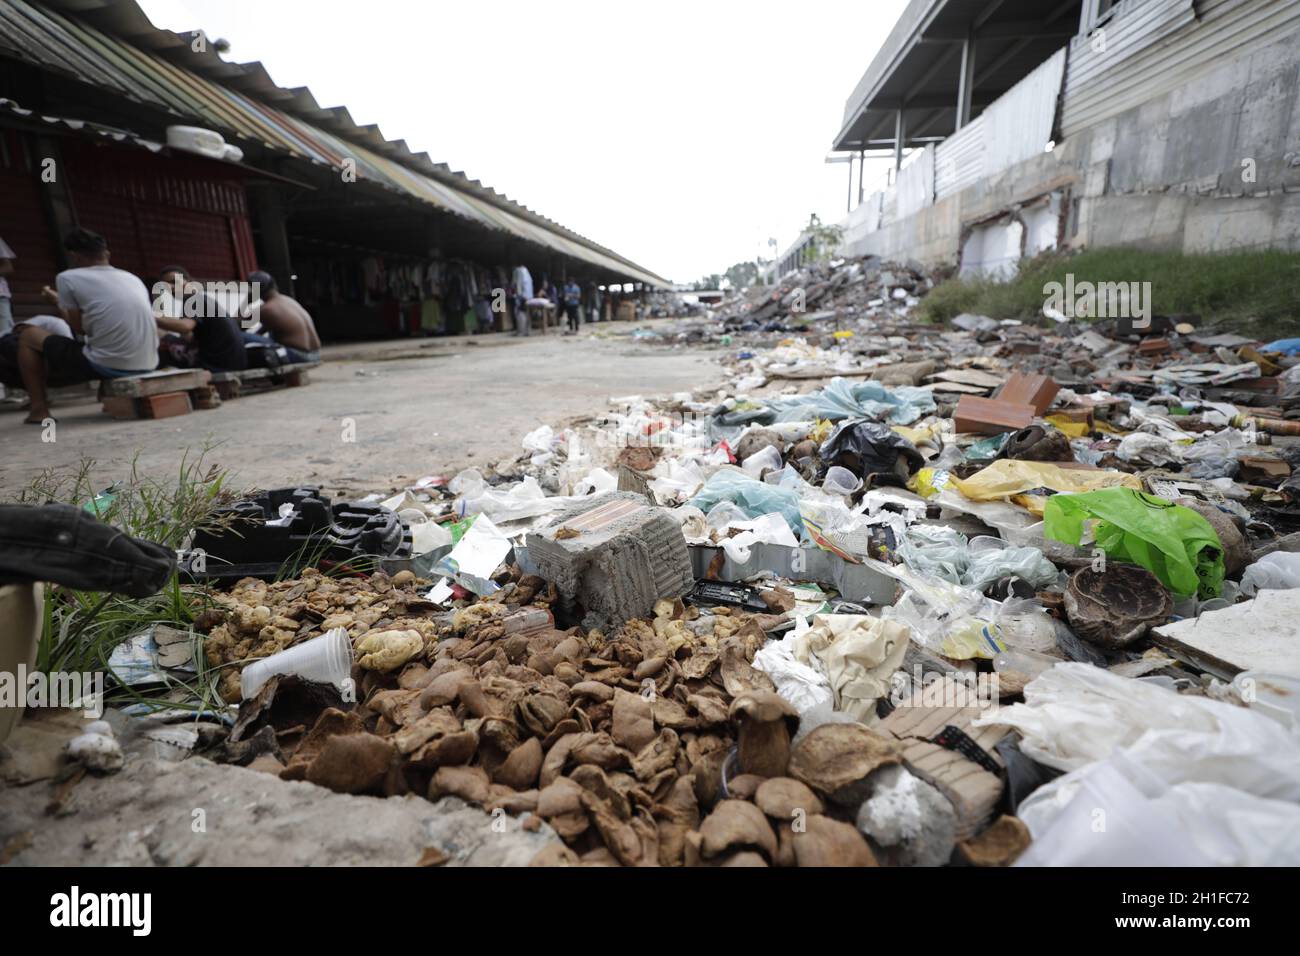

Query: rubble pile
<box><xmin>622</xmin><ymin>257</ymin><xmax>940</xmax><ymax>348</ymax></box>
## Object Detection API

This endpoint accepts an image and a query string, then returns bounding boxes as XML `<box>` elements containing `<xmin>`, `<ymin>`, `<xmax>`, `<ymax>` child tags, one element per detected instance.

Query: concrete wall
<box><xmin>840</xmin><ymin>6</ymin><xmax>1300</xmax><ymax>269</ymax></box>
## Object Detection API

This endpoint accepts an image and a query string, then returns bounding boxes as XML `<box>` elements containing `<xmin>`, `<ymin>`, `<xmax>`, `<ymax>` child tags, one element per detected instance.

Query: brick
<box><xmin>953</xmin><ymin>396</ymin><xmax>1034</xmax><ymax>436</ymax></box>
<box><xmin>996</xmin><ymin>372</ymin><xmax>1059</xmax><ymax>415</ymax></box>
<box><xmin>137</xmin><ymin>392</ymin><xmax>192</xmax><ymax>419</ymax></box>
<box><xmin>101</xmin><ymin>396</ymin><xmax>138</xmax><ymax>420</ymax></box>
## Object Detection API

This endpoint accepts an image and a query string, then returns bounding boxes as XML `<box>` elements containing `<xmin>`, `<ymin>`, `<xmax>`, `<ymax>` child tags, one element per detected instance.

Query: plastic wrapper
<box><xmin>942</xmin><ymin>460</ymin><xmax>1142</xmax><ymax>516</ymax></box>
<box><xmin>1044</xmin><ymin>487</ymin><xmax>1225</xmax><ymax>599</ymax></box>
<box><xmin>753</xmin><ymin>631</ymin><xmax>834</xmax><ymax>715</ymax></box>
<box><xmin>1240</xmin><ymin>551</ymin><xmax>1300</xmax><ymax>596</ymax></box>
<box><xmin>896</xmin><ymin>525</ymin><xmax>1059</xmax><ymax>593</ymax></box>
<box><xmin>687</xmin><ymin>467</ymin><xmax>804</xmax><ymax>537</ymax></box>
<box><xmin>715</xmin><ymin>376</ymin><xmax>936</xmax><ymax>429</ymax></box>
<box><xmin>1116</xmin><ymin>432</ymin><xmax>1182</xmax><ymax>466</ymax></box>
<box><xmin>978</xmin><ymin>664</ymin><xmax>1300</xmax><ymax>866</ymax></box>
<box><xmin>717</xmin><ymin>512</ymin><xmax>799</xmax><ymax>563</ymax></box>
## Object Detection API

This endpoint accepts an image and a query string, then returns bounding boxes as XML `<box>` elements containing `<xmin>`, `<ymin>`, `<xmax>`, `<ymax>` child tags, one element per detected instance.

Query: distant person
<box><xmin>564</xmin><ymin>278</ymin><xmax>582</xmax><ymax>332</ymax></box>
<box><xmin>15</xmin><ymin>228</ymin><xmax>157</xmax><ymax>424</ymax></box>
<box><xmin>0</xmin><ymin>235</ymin><xmax>15</xmax><ymax>336</ymax></box>
<box><xmin>244</xmin><ymin>270</ymin><xmax>321</xmax><ymax>363</ymax></box>
<box><xmin>152</xmin><ymin>265</ymin><xmax>247</xmax><ymax>372</ymax></box>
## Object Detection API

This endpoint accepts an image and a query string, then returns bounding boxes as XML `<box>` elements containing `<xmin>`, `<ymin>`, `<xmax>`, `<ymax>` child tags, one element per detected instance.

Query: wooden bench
<box><xmin>98</xmin><ymin>368</ymin><xmax>216</xmax><ymax>420</ymax></box>
<box><xmin>207</xmin><ymin>361</ymin><xmax>319</xmax><ymax>400</ymax></box>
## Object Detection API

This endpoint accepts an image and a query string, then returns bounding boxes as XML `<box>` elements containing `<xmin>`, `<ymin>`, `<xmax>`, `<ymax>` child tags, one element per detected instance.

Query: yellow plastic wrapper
<box><xmin>809</xmin><ymin>418</ymin><xmax>836</xmax><ymax>443</ymax></box>
<box><xmin>1044</xmin><ymin>415</ymin><xmax>1089</xmax><ymax>438</ymax></box>
<box><xmin>893</xmin><ymin>422</ymin><xmax>942</xmax><ymax>446</ymax></box>
<box><xmin>940</xmin><ymin>618</ymin><xmax>1006</xmax><ymax>660</ymax></box>
<box><xmin>949</xmin><ymin>460</ymin><xmax>1142</xmax><ymax>516</ymax></box>
<box><xmin>832</xmin><ymin>330</ymin><xmax>855</xmax><ymax>340</ymax></box>
<box><xmin>908</xmin><ymin>467</ymin><xmax>948</xmax><ymax>499</ymax></box>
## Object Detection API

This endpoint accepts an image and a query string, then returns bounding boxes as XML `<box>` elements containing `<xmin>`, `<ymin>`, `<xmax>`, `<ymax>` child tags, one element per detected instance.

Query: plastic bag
<box><xmin>753</xmin><ymin>632</ymin><xmax>834</xmax><ymax>715</ymax></box>
<box><xmin>687</xmin><ymin>467</ymin><xmax>804</xmax><ymax>537</ymax></box>
<box><xmin>948</xmin><ymin>460</ymin><xmax>1142</xmax><ymax>515</ymax></box>
<box><xmin>740</xmin><ymin>443</ymin><xmax>783</xmax><ymax>478</ymax></box>
<box><xmin>819</xmin><ymin>419</ymin><xmax>923</xmax><ymax>478</ymax></box>
<box><xmin>719</xmin><ymin>512</ymin><xmax>799</xmax><ymax>563</ymax></box>
<box><xmin>1044</xmin><ymin>487</ymin><xmax>1224</xmax><ymax>598</ymax></box>
<box><xmin>761</xmin><ymin>377</ymin><xmax>936</xmax><ymax>426</ymax></box>
<box><xmin>896</xmin><ymin>525</ymin><xmax>1059</xmax><ymax>592</ymax></box>
<box><xmin>1240</xmin><ymin>551</ymin><xmax>1300</xmax><ymax>596</ymax></box>
<box><xmin>1016</xmin><ymin>753</ymin><xmax>1300</xmax><ymax>866</ymax></box>
<box><xmin>980</xmin><ymin>664</ymin><xmax>1300</xmax><ymax>866</ymax></box>
<box><xmin>1116</xmin><ymin>432</ymin><xmax>1181</xmax><ymax>466</ymax></box>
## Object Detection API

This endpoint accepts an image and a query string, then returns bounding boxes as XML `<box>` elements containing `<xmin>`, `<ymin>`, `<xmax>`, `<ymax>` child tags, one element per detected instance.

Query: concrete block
<box><xmin>526</xmin><ymin>493</ymin><xmax>693</xmax><ymax>632</ymax></box>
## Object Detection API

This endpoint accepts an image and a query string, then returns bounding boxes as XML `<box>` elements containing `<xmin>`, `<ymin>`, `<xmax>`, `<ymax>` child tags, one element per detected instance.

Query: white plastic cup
<box><xmin>240</xmin><ymin>627</ymin><xmax>354</xmax><ymax>700</ymax></box>
<box><xmin>822</xmin><ymin>466</ymin><xmax>862</xmax><ymax>496</ymax></box>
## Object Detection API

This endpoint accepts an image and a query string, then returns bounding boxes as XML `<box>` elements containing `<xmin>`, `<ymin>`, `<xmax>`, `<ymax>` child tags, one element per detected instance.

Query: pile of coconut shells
<box><xmin>217</xmin><ymin>565</ymin><xmax>971</xmax><ymax>866</ymax></box>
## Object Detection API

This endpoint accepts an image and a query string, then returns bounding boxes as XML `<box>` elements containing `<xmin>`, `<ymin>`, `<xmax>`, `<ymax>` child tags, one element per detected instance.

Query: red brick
<box><xmin>953</xmin><ymin>397</ymin><xmax>1035</xmax><ymax>435</ymax></box>
<box><xmin>101</xmin><ymin>397</ymin><xmax>138</xmax><ymax>419</ymax></box>
<box><xmin>137</xmin><ymin>392</ymin><xmax>192</xmax><ymax>419</ymax></box>
<box><xmin>997</xmin><ymin>372</ymin><xmax>1059</xmax><ymax>415</ymax></box>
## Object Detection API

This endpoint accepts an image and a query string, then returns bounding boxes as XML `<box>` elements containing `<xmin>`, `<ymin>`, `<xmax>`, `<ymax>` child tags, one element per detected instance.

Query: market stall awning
<box><xmin>0</xmin><ymin>0</ymin><xmax>668</xmax><ymax>287</ymax></box>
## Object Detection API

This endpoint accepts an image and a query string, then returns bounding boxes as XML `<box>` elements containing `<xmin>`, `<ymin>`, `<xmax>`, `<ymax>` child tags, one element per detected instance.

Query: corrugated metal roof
<box><xmin>0</xmin><ymin>0</ymin><xmax>667</xmax><ymax>286</ymax></box>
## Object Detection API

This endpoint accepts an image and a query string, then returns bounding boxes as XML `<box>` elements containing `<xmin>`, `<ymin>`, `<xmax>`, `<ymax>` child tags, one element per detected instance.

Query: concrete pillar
<box><xmin>956</xmin><ymin>30</ymin><xmax>976</xmax><ymax>129</ymax></box>
<box><xmin>893</xmin><ymin>109</ymin><xmax>906</xmax><ymax>171</ymax></box>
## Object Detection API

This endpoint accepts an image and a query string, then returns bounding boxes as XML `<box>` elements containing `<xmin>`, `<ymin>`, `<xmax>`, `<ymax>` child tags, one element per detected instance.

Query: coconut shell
<box><xmin>788</xmin><ymin>723</ymin><xmax>901</xmax><ymax>796</ymax></box>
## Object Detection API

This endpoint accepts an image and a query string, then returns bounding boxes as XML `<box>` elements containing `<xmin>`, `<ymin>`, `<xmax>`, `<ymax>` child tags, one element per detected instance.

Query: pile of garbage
<box><xmin>70</xmin><ymin>282</ymin><xmax>1300</xmax><ymax>866</ymax></box>
<box><xmin>620</xmin><ymin>257</ymin><xmax>940</xmax><ymax>348</ymax></box>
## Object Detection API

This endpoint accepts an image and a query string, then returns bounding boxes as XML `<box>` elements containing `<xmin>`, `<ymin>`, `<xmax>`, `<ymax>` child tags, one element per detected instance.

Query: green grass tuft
<box><xmin>919</xmin><ymin>248</ymin><xmax>1300</xmax><ymax>338</ymax></box>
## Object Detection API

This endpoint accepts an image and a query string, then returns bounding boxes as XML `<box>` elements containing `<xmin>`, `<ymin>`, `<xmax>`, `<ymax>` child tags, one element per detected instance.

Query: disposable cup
<box><xmin>240</xmin><ymin>627</ymin><xmax>354</xmax><ymax>700</ymax></box>
<box><xmin>822</xmin><ymin>466</ymin><xmax>862</xmax><ymax>496</ymax></box>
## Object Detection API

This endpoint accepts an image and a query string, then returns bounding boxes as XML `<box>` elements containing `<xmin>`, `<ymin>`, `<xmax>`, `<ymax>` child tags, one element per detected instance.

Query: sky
<box><xmin>137</xmin><ymin>0</ymin><xmax>909</xmax><ymax>284</ymax></box>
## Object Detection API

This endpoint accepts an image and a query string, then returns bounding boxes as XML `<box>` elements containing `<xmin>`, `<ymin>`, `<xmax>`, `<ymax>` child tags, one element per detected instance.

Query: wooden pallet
<box><xmin>207</xmin><ymin>362</ymin><xmax>319</xmax><ymax>400</ymax></box>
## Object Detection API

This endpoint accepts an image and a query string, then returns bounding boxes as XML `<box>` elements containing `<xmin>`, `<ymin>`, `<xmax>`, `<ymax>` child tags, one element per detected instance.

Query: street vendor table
<box><xmin>525</xmin><ymin>297</ymin><xmax>557</xmax><ymax>334</ymax></box>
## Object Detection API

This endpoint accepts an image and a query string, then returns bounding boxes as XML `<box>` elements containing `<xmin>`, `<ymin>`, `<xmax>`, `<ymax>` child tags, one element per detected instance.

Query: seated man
<box><xmin>16</xmin><ymin>228</ymin><xmax>157</xmax><ymax>423</ymax></box>
<box><xmin>244</xmin><ymin>271</ymin><xmax>321</xmax><ymax>364</ymax></box>
<box><xmin>0</xmin><ymin>315</ymin><xmax>74</xmax><ymax>396</ymax></box>
<box><xmin>152</xmin><ymin>265</ymin><xmax>247</xmax><ymax>372</ymax></box>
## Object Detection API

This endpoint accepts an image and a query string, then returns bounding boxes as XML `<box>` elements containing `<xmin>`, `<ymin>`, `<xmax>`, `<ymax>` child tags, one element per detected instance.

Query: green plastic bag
<box><xmin>1043</xmin><ymin>488</ymin><xmax>1224</xmax><ymax>599</ymax></box>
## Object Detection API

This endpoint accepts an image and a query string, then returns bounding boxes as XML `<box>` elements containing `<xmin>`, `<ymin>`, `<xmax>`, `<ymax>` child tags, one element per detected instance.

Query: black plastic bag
<box><xmin>819</xmin><ymin>419</ymin><xmax>923</xmax><ymax>479</ymax></box>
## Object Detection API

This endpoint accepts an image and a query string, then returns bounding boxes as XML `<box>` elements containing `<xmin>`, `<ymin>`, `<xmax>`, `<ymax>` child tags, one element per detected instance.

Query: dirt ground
<box><xmin>0</xmin><ymin>323</ymin><xmax>718</xmax><ymax>499</ymax></box>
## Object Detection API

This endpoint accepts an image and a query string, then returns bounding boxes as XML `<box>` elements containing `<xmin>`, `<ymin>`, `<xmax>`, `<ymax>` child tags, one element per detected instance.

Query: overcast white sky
<box><xmin>137</xmin><ymin>0</ymin><xmax>909</xmax><ymax>283</ymax></box>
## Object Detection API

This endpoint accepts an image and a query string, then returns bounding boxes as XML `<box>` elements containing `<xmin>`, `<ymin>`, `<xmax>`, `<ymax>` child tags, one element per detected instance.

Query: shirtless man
<box><xmin>247</xmin><ymin>271</ymin><xmax>321</xmax><ymax>363</ymax></box>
